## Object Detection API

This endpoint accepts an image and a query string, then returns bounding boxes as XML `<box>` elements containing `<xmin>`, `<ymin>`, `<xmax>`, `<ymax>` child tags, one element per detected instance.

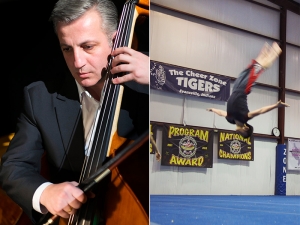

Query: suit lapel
<box><xmin>54</xmin><ymin>75</ymin><xmax>85</xmax><ymax>172</ymax></box>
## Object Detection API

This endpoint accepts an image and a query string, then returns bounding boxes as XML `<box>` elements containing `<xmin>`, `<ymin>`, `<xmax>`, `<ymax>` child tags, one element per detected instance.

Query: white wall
<box><xmin>150</xmin><ymin>0</ymin><xmax>300</xmax><ymax>195</ymax></box>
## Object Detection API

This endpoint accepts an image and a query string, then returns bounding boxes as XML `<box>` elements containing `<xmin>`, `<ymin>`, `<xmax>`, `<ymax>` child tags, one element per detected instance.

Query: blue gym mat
<box><xmin>150</xmin><ymin>195</ymin><xmax>300</xmax><ymax>225</ymax></box>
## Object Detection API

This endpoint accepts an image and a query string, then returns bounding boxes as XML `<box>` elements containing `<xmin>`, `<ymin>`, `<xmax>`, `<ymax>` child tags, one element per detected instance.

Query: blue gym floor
<box><xmin>150</xmin><ymin>195</ymin><xmax>300</xmax><ymax>225</ymax></box>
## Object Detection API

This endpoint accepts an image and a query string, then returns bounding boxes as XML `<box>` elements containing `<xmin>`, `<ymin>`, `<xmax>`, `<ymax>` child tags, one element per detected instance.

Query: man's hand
<box><xmin>206</xmin><ymin>108</ymin><xmax>227</xmax><ymax>117</ymax></box>
<box><xmin>276</xmin><ymin>100</ymin><xmax>290</xmax><ymax>108</ymax></box>
<box><xmin>40</xmin><ymin>182</ymin><xmax>87</xmax><ymax>218</ymax></box>
<box><xmin>110</xmin><ymin>47</ymin><xmax>149</xmax><ymax>85</ymax></box>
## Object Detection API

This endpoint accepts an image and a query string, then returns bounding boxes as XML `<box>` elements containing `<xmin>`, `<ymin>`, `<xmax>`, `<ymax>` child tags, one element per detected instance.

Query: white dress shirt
<box><xmin>32</xmin><ymin>81</ymin><xmax>100</xmax><ymax>213</ymax></box>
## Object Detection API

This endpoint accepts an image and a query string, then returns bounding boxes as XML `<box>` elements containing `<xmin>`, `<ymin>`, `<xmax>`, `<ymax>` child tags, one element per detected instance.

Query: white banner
<box><xmin>287</xmin><ymin>138</ymin><xmax>300</xmax><ymax>171</ymax></box>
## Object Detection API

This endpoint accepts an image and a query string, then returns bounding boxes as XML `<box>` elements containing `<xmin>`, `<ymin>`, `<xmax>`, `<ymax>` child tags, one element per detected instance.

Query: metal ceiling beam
<box><xmin>268</xmin><ymin>0</ymin><xmax>300</xmax><ymax>15</ymax></box>
<box><xmin>278</xmin><ymin>6</ymin><xmax>286</xmax><ymax>144</ymax></box>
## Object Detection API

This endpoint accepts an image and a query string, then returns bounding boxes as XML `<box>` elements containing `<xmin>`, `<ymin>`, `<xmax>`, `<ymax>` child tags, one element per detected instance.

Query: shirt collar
<box><xmin>75</xmin><ymin>80</ymin><xmax>96</xmax><ymax>102</ymax></box>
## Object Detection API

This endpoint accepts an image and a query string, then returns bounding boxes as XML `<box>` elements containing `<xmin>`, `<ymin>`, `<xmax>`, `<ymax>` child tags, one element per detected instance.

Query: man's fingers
<box><xmin>112</xmin><ymin>74</ymin><xmax>133</xmax><ymax>84</ymax></box>
<box><xmin>111</xmin><ymin>46</ymin><xmax>133</xmax><ymax>57</ymax></box>
<box><xmin>277</xmin><ymin>100</ymin><xmax>290</xmax><ymax>107</ymax></box>
<box><xmin>111</xmin><ymin>63</ymin><xmax>133</xmax><ymax>75</ymax></box>
<box><xmin>111</xmin><ymin>54</ymin><xmax>131</xmax><ymax>68</ymax></box>
<box><xmin>64</xmin><ymin>204</ymin><xmax>73</xmax><ymax>214</ymax></box>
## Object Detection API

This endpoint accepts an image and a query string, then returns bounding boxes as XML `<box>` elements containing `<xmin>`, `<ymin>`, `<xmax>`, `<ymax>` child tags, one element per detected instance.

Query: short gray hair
<box><xmin>49</xmin><ymin>0</ymin><xmax>118</xmax><ymax>42</ymax></box>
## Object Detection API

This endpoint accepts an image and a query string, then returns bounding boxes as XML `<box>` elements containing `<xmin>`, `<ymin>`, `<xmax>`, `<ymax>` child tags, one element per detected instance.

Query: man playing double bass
<box><xmin>0</xmin><ymin>0</ymin><xmax>149</xmax><ymax>224</ymax></box>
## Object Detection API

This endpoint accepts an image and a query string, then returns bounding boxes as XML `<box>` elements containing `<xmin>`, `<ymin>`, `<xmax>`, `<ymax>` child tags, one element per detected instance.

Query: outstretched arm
<box><xmin>207</xmin><ymin>108</ymin><xmax>227</xmax><ymax>117</ymax></box>
<box><xmin>248</xmin><ymin>100</ymin><xmax>289</xmax><ymax>118</ymax></box>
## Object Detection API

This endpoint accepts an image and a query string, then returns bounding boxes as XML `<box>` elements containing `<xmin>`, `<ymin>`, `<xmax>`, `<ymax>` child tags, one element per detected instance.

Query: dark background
<box><xmin>0</xmin><ymin>0</ymin><xmax>59</xmax><ymax>136</ymax></box>
<box><xmin>0</xmin><ymin>0</ymin><xmax>149</xmax><ymax>136</ymax></box>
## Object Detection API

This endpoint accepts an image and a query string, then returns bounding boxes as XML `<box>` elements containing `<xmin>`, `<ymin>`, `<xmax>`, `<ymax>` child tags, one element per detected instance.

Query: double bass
<box><xmin>39</xmin><ymin>0</ymin><xmax>149</xmax><ymax>224</ymax></box>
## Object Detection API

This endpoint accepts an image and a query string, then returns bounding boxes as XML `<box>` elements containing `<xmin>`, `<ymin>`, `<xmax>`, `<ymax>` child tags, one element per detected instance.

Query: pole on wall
<box><xmin>278</xmin><ymin>6</ymin><xmax>286</xmax><ymax>145</ymax></box>
<box><xmin>275</xmin><ymin>5</ymin><xmax>287</xmax><ymax>196</ymax></box>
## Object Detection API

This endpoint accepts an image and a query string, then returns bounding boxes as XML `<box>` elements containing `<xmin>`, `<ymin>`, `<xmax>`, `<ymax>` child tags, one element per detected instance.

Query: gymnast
<box><xmin>207</xmin><ymin>42</ymin><xmax>289</xmax><ymax>138</ymax></box>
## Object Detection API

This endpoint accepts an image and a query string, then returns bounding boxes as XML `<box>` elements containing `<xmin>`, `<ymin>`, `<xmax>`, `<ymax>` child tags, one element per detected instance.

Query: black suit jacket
<box><xmin>0</xmin><ymin>73</ymin><xmax>149</xmax><ymax>223</ymax></box>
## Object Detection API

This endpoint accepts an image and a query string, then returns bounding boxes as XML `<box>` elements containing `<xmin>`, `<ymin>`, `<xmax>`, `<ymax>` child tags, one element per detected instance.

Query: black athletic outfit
<box><xmin>226</xmin><ymin>60</ymin><xmax>264</xmax><ymax>125</ymax></box>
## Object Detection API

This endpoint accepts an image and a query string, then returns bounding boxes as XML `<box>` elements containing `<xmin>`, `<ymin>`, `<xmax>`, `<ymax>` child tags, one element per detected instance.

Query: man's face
<box><xmin>236</xmin><ymin>125</ymin><xmax>249</xmax><ymax>137</ymax></box>
<box><xmin>56</xmin><ymin>9</ymin><xmax>113</xmax><ymax>88</ymax></box>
